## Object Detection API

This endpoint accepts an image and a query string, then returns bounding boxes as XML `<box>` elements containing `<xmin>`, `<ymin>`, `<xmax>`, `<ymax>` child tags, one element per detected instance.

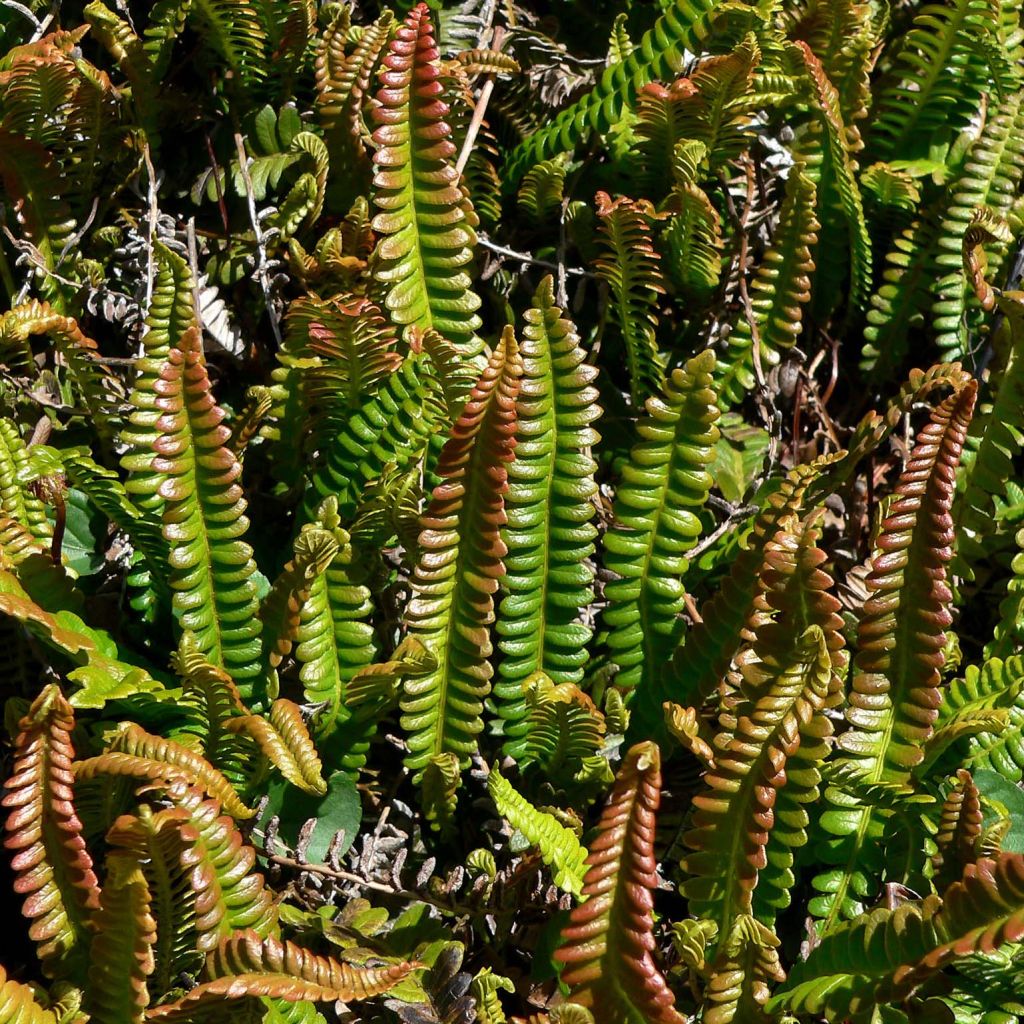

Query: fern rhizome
<box><xmin>2</xmin><ymin>1</ymin><xmax>1024</xmax><ymax>1022</ymax></box>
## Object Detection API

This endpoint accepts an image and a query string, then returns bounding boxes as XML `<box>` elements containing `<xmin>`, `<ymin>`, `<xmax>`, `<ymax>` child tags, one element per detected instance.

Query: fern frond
<box><xmin>191</xmin><ymin>0</ymin><xmax>268</xmax><ymax>86</ymax></box>
<box><xmin>301</xmin><ymin>354</ymin><xmax>447</xmax><ymax>521</ymax></box>
<box><xmin>663</xmin><ymin>453</ymin><xmax>845</xmax><ymax>710</ymax></box>
<box><xmin>938</xmin><ymin>656</ymin><xmax>1024</xmax><ymax>781</ymax></box>
<box><xmin>703</xmin><ymin>914</ymin><xmax>785</xmax><ymax>1024</ymax></box>
<box><xmin>0</xmin><ymin>419</ymin><xmax>52</xmax><ymax>542</ymax></box>
<box><xmin>866</xmin><ymin>0</ymin><xmax>1011</xmax><ymax>167</ymax></box>
<box><xmin>153</xmin><ymin>326</ymin><xmax>262</xmax><ymax>697</ymax></box>
<box><xmin>400</xmin><ymin>327</ymin><xmax>521</xmax><ymax>778</ymax></box>
<box><xmin>1</xmin><ymin>686</ymin><xmax>100</xmax><ymax>983</ymax></box>
<box><xmin>683</xmin><ymin>626</ymin><xmax>832</xmax><ymax>935</ymax></box>
<box><xmin>87</xmin><ymin>852</ymin><xmax>156</xmax><ymax>1024</ymax></box>
<box><xmin>933</xmin><ymin>770</ymin><xmax>984</xmax><ymax>891</ymax></box>
<box><xmin>594</xmin><ymin>191</ymin><xmax>666</xmax><ymax>407</ymax></box>
<box><xmin>504</xmin><ymin>0</ymin><xmax>719</xmax><ymax>181</ymax></box>
<box><xmin>162</xmin><ymin>781</ymin><xmax>277</xmax><ymax>950</ymax></box>
<box><xmin>494</xmin><ymin>278</ymin><xmax>600</xmax><ymax>754</ymax></box>
<box><xmin>76</xmin><ymin>722</ymin><xmax>255</xmax><ymax>820</ymax></box>
<box><xmin>172</xmin><ymin>632</ymin><xmax>250</xmax><ymax>789</ymax></box>
<box><xmin>716</xmin><ymin>166</ymin><xmax>819</xmax><ymax>408</ymax></box>
<box><xmin>671</xmin><ymin>35</ymin><xmax>761</xmax><ymax>169</ymax></box>
<box><xmin>792</xmin><ymin>41</ymin><xmax>871</xmax><ymax>314</ymax></box>
<box><xmin>520</xmin><ymin>675</ymin><xmax>606</xmax><ymax>777</ymax></box>
<box><xmin>0</xmin><ymin>127</ymin><xmax>77</xmax><ymax>303</ymax></box>
<box><xmin>147</xmin><ymin>931</ymin><xmax>417</xmax><ymax>1019</ymax></box>
<box><xmin>226</xmin><ymin>700</ymin><xmax>327</xmax><ymax>796</ymax></box>
<box><xmin>422</xmin><ymin>752</ymin><xmax>461</xmax><ymax>837</ymax></box>
<box><xmin>315</xmin><ymin>9</ymin><xmax>393</xmax><ymax>209</ymax></box>
<box><xmin>120</xmin><ymin>242</ymin><xmax>197</xmax><ymax>517</ymax></box>
<box><xmin>930</xmin><ymin>92</ymin><xmax>1024</xmax><ymax>357</ymax></box>
<box><xmin>287</xmin><ymin>294</ymin><xmax>401</xmax><ymax>412</ymax></box>
<box><xmin>0</xmin><ymin>301</ymin><xmax>117</xmax><ymax>437</ymax></box>
<box><xmin>294</xmin><ymin>501</ymin><xmax>377</xmax><ymax>767</ymax></box>
<box><xmin>775</xmin><ymin>853</ymin><xmax>1024</xmax><ymax>1017</ymax></box>
<box><xmin>662</xmin><ymin>141</ymin><xmax>722</xmax><ymax>304</ymax></box>
<box><xmin>370</xmin><ymin>3</ymin><xmax>482</xmax><ymax>358</ymax></box>
<box><xmin>0</xmin><ymin>964</ymin><xmax>60</xmax><ymax>1024</ymax></box>
<box><xmin>487</xmin><ymin>768</ymin><xmax>587</xmax><ymax>897</ymax></box>
<box><xmin>955</xmin><ymin>295</ymin><xmax>1024</xmax><ymax>581</ymax></box>
<box><xmin>554</xmin><ymin>742</ymin><xmax>684</xmax><ymax>1024</ymax></box>
<box><xmin>260</xmin><ymin>527</ymin><xmax>339</xmax><ymax>696</ymax></box>
<box><xmin>604</xmin><ymin>352</ymin><xmax>720</xmax><ymax>731</ymax></box>
<box><xmin>517</xmin><ymin>155</ymin><xmax>569</xmax><ymax>225</ymax></box>
<box><xmin>813</xmin><ymin>381</ymin><xmax>977</xmax><ymax>930</ymax></box>
<box><xmin>105</xmin><ymin>807</ymin><xmax>202</xmax><ymax>997</ymax></box>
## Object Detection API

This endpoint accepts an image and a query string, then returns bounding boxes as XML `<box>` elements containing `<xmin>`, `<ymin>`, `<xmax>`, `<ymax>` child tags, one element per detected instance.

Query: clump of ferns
<box><xmin>0</xmin><ymin>684</ymin><xmax>419</xmax><ymax>1023</ymax></box>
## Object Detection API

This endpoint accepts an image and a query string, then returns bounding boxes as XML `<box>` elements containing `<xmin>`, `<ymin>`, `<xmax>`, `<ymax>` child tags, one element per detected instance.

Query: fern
<box><xmin>792</xmin><ymin>41</ymin><xmax>872</xmax><ymax>315</ymax></box>
<box><xmin>493</xmin><ymin>278</ymin><xmax>600</xmax><ymax>755</ymax></box>
<box><xmin>661</xmin><ymin>141</ymin><xmax>722</xmax><ymax>305</ymax></box>
<box><xmin>75</xmin><ymin>722</ymin><xmax>255</xmax><ymax>820</ymax></box>
<box><xmin>293</xmin><ymin>501</ymin><xmax>378</xmax><ymax>769</ymax></box>
<box><xmin>866</xmin><ymin>0</ymin><xmax>1013</xmax><ymax>168</ymax></box>
<box><xmin>86</xmin><ymin>852</ymin><xmax>156</xmax><ymax>1024</ymax></box>
<box><xmin>554</xmin><ymin>742</ymin><xmax>684</xmax><ymax>1024</ymax></box>
<box><xmin>1</xmin><ymin>686</ymin><xmax>100</xmax><ymax>984</ymax></box>
<box><xmin>604</xmin><ymin>352</ymin><xmax>720</xmax><ymax>733</ymax></box>
<box><xmin>716</xmin><ymin>166</ymin><xmax>819</xmax><ymax>408</ymax></box>
<box><xmin>930</xmin><ymin>92</ymin><xmax>1024</xmax><ymax>358</ymax></box>
<box><xmin>105</xmin><ymin>807</ymin><xmax>203</xmax><ymax>997</ymax></box>
<box><xmin>775</xmin><ymin>853</ymin><xmax>1024</xmax><ymax>1018</ymax></box>
<box><xmin>504</xmin><ymin>0</ymin><xmax>719</xmax><ymax>181</ymax></box>
<box><xmin>226</xmin><ymin>700</ymin><xmax>327</xmax><ymax>796</ymax></box>
<box><xmin>487</xmin><ymin>767</ymin><xmax>587</xmax><ymax>896</ymax></box>
<box><xmin>0</xmin><ymin>965</ymin><xmax>60</xmax><ymax>1024</ymax></box>
<box><xmin>812</xmin><ymin>381</ymin><xmax>977</xmax><ymax>930</ymax></box>
<box><xmin>147</xmin><ymin>931</ymin><xmax>416</xmax><ymax>1019</ymax></box>
<box><xmin>153</xmin><ymin>326</ymin><xmax>262</xmax><ymax>698</ymax></box>
<box><xmin>593</xmin><ymin>191</ymin><xmax>666</xmax><ymax>407</ymax></box>
<box><xmin>370</xmin><ymin>3</ymin><xmax>483</xmax><ymax>358</ymax></box>
<box><xmin>401</xmin><ymin>328</ymin><xmax>521</xmax><ymax>778</ymax></box>
<box><xmin>683</xmin><ymin>625</ymin><xmax>833</xmax><ymax>936</ymax></box>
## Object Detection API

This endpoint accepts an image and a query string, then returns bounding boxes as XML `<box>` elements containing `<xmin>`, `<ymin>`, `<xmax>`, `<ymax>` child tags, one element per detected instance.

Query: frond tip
<box><xmin>554</xmin><ymin>742</ymin><xmax>684</xmax><ymax>1024</ymax></box>
<box><xmin>146</xmin><ymin>931</ymin><xmax>418</xmax><ymax>1019</ymax></box>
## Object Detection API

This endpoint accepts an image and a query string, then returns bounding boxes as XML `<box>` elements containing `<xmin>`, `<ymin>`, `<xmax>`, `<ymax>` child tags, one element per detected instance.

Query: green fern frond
<box><xmin>662</xmin><ymin>140</ymin><xmax>722</xmax><ymax>304</ymax></box>
<box><xmin>370</xmin><ymin>4</ymin><xmax>482</xmax><ymax>358</ymax></box>
<box><xmin>153</xmin><ymin>326</ymin><xmax>262</xmax><ymax>698</ymax></box>
<box><xmin>504</xmin><ymin>0</ymin><xmax>719</xmax><ymax>181</ymax></box>
<box><xmin>401</xmin><ymin>328</ymin><xmax>521</xmax><ymax>778</ymax></box>
<box><xmin>487</xmin><ymin>767</ymin><xmax>587</xmax><ymax>897</ymax></box>
<box><xmin>603</xmin><ymin>352</ymin><xmax>720</xmax><ymax>723</ymax></box>
<box><xmin>494</xmin><ymin>278</ymin><xmax>600</xmax><ymax>755</ymax></box>
<box><xmin>594</xmin><ymin>191</ymin><xmax>666</xmax><ymax>407</ymax></box>
<box><xmin>716</xmin><ymin>166</ymin><xmax>819</xmax><ymax>408</ymax></box>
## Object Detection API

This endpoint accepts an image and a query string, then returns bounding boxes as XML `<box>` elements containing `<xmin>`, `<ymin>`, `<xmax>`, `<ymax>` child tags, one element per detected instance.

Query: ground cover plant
<box><xmin>3</xmin><ymin>0</ymin><xmax>1024</xmax><ymax>1021</ymax></box>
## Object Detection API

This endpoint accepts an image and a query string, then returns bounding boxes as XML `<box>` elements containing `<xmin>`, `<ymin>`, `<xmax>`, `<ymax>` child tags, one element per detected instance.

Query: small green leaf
<box><xmin>60</xmin><ymin>489</ymin><xmax>105</xmax><ymax>576</ymax></box>
<box><xmin>258</xmin><ymin>770</ymin><xmax>361</xmax><ymax>864</ymax></box>
<box><xmin>973</xmin><ymin>769</ymin><xmax>1024</xmax><ymax>853</ymax></box>
<box><xmin>711</xmin><ymin>415</ymin><xmax>769</xmax><ymax>503</ymax></box>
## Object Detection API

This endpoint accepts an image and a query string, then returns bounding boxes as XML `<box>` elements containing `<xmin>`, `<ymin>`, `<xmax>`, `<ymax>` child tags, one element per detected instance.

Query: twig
<box><xmin>455</xmin><ymin>26</ymin><xmax>507</xmax><ymax>178</ymax></box>
<box><xmin>477</xmin><ymin>236</ymin><xmax>592</xmax><ymax>278</ymax></box>
<box><xmin>259</xmin><ymin>849</ymin><xmax>480</xmax><ymax>917</ymax></box>
<box><xmin>1</xmin><ymin>0</ymin><xmax>41</xmax><ymax>31</ymax></box>
<box><xmin>720</xmin><ymin>162</ymin><xmax>782</xmax><ymax>500</ymax></box>
<box><xmin>688</xmin><ymin>503</ymin><xmax>758</xmax><ymax>561</ymax></box>
<box><xmin>58</xmin><ymin>198</ymin><xmax>99</xmax><ymax>264</ymax></box>
<box><xmin>233</xmin><ymin>132</ymin><xmax>283</xmax><ymax>348</ymax></box>
<box><xmin>141</xmin><ymin>142</ymin><xmax>160</xmax><ymax>315</ymax></box>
